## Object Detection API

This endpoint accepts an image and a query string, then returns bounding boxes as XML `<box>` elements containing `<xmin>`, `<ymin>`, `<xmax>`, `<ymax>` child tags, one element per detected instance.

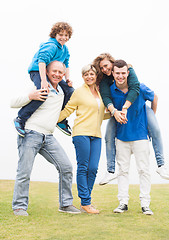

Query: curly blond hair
<box><xmin>49</xmin><ymin>22</ymin><xmax>73</xmax><ymax>39</ymax></box>
<box><xmin>93</xmin><ymin>53</ymin><xmax>115</xmax><ymax>85</ymax></box>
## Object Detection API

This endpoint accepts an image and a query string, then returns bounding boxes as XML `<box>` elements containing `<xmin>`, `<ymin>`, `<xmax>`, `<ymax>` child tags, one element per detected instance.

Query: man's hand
<box><xmin>114</xmin><ymin>110</ymin><xmax>127</xmax><ymax>124</ymax></box>
<box><xmin>29</xmin><ymin>89</ymin><xmax>48</xmax><ymax>101</ymax></box>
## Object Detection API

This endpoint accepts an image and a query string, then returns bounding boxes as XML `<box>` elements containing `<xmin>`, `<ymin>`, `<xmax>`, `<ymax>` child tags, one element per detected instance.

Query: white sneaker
<box><xmin>114</xmin><ymin>204</ymin><xmax>128</xmax><ymax>213</ymax></box>
<box><xmin>99</xmin><ymin>171</ymin><xmax>117</xmax><ymax>185</ymax></box>
<box><xmin>142</xmin><ymin>206</ymin><xmax>153</xmax><ymax>215</ymax></box>
<box><xmin>156</xmin><ymin>165</ymin><xmax>169</xmax><ymax>180</ymax></box>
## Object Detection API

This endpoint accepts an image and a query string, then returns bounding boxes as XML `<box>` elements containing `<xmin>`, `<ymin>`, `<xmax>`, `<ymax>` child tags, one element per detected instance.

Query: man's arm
<box><xmin>10</xmin><ymin>88</ymin><xmax>47</xmax><ymax>108</ymax></box>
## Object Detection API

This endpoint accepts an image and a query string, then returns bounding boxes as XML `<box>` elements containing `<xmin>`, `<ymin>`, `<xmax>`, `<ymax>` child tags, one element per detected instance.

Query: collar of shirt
<box><xmin>49</xmin><ymin>82</ymin><xmax>64</xmax><ymax>95</ymax></box>
<box><xmin>113</xmin><ymin>82</ymin><xmax>128</xmax><ymax>95</ymax></box>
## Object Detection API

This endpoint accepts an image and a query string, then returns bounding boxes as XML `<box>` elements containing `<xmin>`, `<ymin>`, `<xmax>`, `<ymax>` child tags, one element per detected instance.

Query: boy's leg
<box><xmin>14</xmin><ymin>72</ymin><xmax>46</xmax><ymax>137</ymax></box>
<box><xmin>99</xmin><ymin>117</ymin><xmax>117</xmax><ymax>185</ymax></box>
<box><xmin>56</xmin><ymin>80</ymin><xmax>74</xmax><ymax>136</ymax></box>
<box><xmin>115</xmin><ymin>140</ymin><xmax>131</xmax><ymax>207</ymax></box>
<box><xmin>18</xmin><ymin>72</ymin><xmax>44</xmax><ymax>123</ymax></box>
<box><xmin>133</xmin><ymin>140</ymin><xmax>153</xmax><ymax>214</ymax></box>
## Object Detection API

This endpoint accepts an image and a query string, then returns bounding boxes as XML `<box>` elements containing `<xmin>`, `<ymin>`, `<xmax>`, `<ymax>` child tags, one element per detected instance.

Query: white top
<box><xmin>96</xmin><ymin>97</ymin><xmax>101</xmax><ymax>108</ymax></box>
<box><xmin>10</xmin><ymin>82</ymin><xmax>64</xmax><ymax>135</ymax></box>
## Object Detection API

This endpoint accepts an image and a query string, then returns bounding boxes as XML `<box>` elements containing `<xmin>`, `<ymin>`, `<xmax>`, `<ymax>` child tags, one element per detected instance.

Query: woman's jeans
<box><xmin>18</xmin><ymin>71</ymin><xmax>74</xmax><ymax>125</ymax></box>
<box><xmin>12</xmin><ymin>130</ymin><xmax>73</xmax><ymax>210</ymax></box>
<box><xmin>72</xmin><ymin>136</ymin><xmax>101</xmax><ymax>206</ymax></box>
<box><xmin>105</xmin><ymin>105</ymin><xmax>164</xmax><ymax>172</ymax></box>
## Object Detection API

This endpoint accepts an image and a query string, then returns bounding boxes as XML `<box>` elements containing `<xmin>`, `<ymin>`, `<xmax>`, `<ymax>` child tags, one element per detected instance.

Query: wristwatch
<box><xmin>122</xmin><ymin>105</ymin><xmax>128</xmax><ymax>110</ymax></box>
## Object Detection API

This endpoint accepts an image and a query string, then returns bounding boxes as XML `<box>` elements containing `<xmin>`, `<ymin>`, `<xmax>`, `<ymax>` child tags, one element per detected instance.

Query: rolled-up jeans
<box><xmin>105</xmin><ymin>105</ymin><xmax>164</xmax><ymax>172</ymax></box>
<box><xmin>12</xmin><ymin>130</ymin><xmax>73</xmax><ymax>211</ymax></box>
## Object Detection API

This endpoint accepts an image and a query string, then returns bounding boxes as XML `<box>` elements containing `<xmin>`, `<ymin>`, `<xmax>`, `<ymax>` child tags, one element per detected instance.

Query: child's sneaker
<box><xmin>14</xmin><ymin>117</ymin><xmax>25</xmax><ymax>137</ymax></box>
<box><xmin>56</xmin><ymin>119</ymin><xmax>71</xmax><ymax>136</ymax></box>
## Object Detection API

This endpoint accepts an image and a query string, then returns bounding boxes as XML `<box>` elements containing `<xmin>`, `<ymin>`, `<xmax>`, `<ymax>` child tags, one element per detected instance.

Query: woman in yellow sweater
<box><xmin>58</xmin><ymin>64</ymin><xmax>109</xmax><ymax>214</ymax></box>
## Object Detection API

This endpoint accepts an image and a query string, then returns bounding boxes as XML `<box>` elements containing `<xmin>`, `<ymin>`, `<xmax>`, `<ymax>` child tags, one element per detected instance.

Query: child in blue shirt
<box><xmin>14</xmin><ymin>22</ymin><xmax>74</xmax><ymax>137</ymax></box>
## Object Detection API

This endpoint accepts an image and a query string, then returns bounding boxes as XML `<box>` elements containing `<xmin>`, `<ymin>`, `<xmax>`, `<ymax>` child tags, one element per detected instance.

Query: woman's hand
<box><xmin>29</xmin><ymin>89</ymin><xmax>48</xmax><ymax>101</ymax></box>
<box><xmin>114</xmin><ymin>110</ymin><xmax>127</xmax><ymax>124</ymax></box>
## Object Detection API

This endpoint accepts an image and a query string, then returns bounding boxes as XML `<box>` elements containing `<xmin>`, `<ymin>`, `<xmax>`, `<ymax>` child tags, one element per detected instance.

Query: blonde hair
<box><xmin>81</xmin><ymin>64</ymin><xmax>97</xmax><ymax>76</ymax></box>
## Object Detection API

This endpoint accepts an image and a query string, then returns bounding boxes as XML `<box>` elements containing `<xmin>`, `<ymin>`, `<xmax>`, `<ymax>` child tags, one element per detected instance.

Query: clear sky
<box><xmin>0</xmin><ymin>0</ymin><xmax>169</xmax><ymax>184</ymax></box>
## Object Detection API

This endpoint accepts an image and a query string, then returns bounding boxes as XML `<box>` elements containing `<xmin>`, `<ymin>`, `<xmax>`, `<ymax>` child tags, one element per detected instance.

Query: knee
<box><xmin>88</xmin><ymin>166</ymin><xmax>98</xmax><ymax>177</ymax></box>
<box><xmin>16</xmin><ymin>170</ymin><xmax>31</xmax><ymax>182</ymax></box>
<box><xmin>61</xmin><ymin>163</ymin><xmax>73</xmax><ymax>174</ymax></box>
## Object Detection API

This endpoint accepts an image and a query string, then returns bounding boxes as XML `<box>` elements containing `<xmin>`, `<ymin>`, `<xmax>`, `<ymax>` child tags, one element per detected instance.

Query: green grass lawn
<box><xmin>0</xmin><ymin>180</ymin><xmax>169</xmax><ymax>240</ymax></box>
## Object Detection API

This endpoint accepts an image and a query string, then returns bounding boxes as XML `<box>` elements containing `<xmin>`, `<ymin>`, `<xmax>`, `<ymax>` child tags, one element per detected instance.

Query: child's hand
<box><xmin>41</xmin><ymin>80</ymin><xmax>50</xmax><ymax>93</ymax></box>
<box><xmin>29</xmin><ymin>89</ymin><xmax>48</xmax><ymax>101</ymax></box>
<box><xmin>66</xmin><ymin>79</ymin><xmax>73</xmax><ymax>87</ymax></box>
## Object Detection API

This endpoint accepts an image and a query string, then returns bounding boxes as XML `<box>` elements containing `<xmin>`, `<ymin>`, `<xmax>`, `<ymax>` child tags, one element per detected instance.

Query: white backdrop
<box><xmin>0</xmin><ymin>0</ymin><xmax>169</xmax><ymax>184</ymax></box>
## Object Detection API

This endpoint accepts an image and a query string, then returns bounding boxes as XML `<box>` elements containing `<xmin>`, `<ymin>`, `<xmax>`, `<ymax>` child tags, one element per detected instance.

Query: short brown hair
<box><xmin>113</xmin><ymin>60</ymin><xmax>128</xmax><ymax>71</ymax></box>
<box><xmin>92</xmin><ymin>53</ymin><xmax>115</xmax><ymax>85</ymax></box>
<box><xmin>49</xmin><ymin>22</ymin><xmax>73</xmax><ymax>39</ymax></box>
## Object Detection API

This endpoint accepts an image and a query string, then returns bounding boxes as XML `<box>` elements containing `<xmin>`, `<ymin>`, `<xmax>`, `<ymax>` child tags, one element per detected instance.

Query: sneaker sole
<box><xmin>99</xmin><ymin>176</ymin><xmax>118</xmax><ymax>185</ymax></box>
<box><xmin>142</xmin><ymin>211</ymin><xmax>153</xmax><ymax>215</ymax></box>
<box><xmin>114</xmin><ymin>210</ymin><xmax>126</xmax><ymax>213</ymax></box>
<box><xmin>58</xmin><ymin>209</ymin><xmax>81</xmax><ymax>214</ymax></box>
<box><xmin>56</xmin><ymin>125</ymin><xmax>71</xmax><ymax>136</ymax></box>
<box><xmin>156</xmin><ymin>171</ymin><xmax>169</xmax><ymax>180</ymax></box>
<box><xmin>80</xmin><ymin>209</ymin><xmax>99</xmax><ymax>214</ymax></box>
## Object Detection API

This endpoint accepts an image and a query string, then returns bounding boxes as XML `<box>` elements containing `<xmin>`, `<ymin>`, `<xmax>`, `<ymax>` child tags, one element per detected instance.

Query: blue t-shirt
<box><xmin>28</xmin><ymin>38</ymin><xmax>70</xmax><ymax>73</ymax></box>
<box><xmin>110</xmin><ymin>83</ymin><xmax>154</xmax><ymax>141</ymax></box>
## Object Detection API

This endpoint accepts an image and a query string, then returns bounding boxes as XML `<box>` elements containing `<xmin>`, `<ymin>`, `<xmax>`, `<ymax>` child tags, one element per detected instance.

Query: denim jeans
<box><xmin>18</xmin><ymin>72</ymin><xmax>74</xmax><ymax>125</ymax></box>
<box><xmin>72</xmin><ymin>136</ymin><xmax>101</xmax><ymax>206</ymax></box>
<box><xmin>105</xmin><ymin>117</ymin><xmax>117</xmax><ymax>172</ymax></box>
<box><xmin>146</xmin><ymin>105</ymin><xmax>164</xmax><ymax>166</ymax></box>
<box><xmin>105</xmin><ymin>105</ymin><xmax>164</xmax><ymax>172</ymax></box>
<box><xmin>12</xmin><ymin>130</ymin><xmax>73</xmax><ymax>210</ymax></box>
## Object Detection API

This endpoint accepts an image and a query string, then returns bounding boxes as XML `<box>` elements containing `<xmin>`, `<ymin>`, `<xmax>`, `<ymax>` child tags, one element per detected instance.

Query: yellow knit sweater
<box><xmin>58</xmin><ymin>83</ymin><xmax>110</xmax><ymax>138</ymax></box>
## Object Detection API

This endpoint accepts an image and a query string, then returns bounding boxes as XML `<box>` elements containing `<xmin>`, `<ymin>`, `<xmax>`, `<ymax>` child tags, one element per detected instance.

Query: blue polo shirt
<box><xmin>110</xmin><ymin>83</ymin><xmax>154</xmax><ymax>141</ymax></box>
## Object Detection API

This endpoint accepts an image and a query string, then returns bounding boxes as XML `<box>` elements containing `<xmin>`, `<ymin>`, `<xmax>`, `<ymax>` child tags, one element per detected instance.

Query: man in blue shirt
<box><xmin>110</xmin><ymin>60</ymin><xmax>157</xmax><ymax>215</ymax></box>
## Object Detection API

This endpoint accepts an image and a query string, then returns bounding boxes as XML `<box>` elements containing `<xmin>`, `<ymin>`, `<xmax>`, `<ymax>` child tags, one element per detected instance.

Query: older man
<box><xmin>11</xmin><ymin>61</ymin><xmax>80</xmax><ymax>216</ymax></box>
